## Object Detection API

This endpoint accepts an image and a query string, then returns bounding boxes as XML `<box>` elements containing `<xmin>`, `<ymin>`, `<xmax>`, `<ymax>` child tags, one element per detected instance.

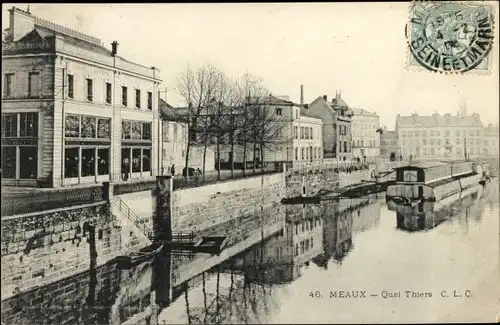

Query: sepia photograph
<box><xmin>1</xmin><ymin>2</ymin><xmax>499</xmax><ymax>324</ymax></box>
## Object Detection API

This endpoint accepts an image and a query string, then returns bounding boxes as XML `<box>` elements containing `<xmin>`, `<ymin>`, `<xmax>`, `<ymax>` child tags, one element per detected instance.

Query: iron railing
<box><xmin>172</xmin><ymin>165</ymin><xmax>283</xmax><ymax>191</ymax></box>
<box><xmin>1</xmin><ymin>185</ymin><xmax>103</xmax><ymax>217</ymax></box>
<box><xmin>111</xmin><ymin>196</ymin><xmax>154</xmax><ymax>239</ymax></box>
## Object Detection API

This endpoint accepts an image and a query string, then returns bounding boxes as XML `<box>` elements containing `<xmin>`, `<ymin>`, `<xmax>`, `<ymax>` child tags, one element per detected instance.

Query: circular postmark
<box><xmin>406</xmin><ymin>1</ymin><xmax>494</xmax><ymax>73</ymax></box>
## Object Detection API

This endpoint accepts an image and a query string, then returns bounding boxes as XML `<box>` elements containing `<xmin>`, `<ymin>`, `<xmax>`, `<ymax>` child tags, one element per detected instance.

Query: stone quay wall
<box><xmin>285</xmin><ymin>164</ymin><xmax>374</xmax><ymax>198</ymax></box>
<box><xmin>0</xmin><ymin>201</ymin><xmax>123</xmax><ymax>300</ymax></box>
<box><xmin>171</xmin><ymin>173</ymin><xmax>286</xmax><ymax>232</ymax></box>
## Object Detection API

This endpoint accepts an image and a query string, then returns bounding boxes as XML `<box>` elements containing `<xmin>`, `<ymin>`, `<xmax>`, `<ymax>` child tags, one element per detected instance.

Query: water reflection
<box><xmin>1</xmin><ymin>181</ymin><xmax>498</xmax><ymax>324</ymax></box>
<box><xmin>389</xmin><ymin>184</ymin><xmax>486</xmax><ymax>232</ymax></box>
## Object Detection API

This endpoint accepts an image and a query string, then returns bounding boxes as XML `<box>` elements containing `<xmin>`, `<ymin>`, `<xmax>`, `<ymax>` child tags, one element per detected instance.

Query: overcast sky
<box><xmin>3</xmin><ymin>3</ymin><xmax>499</xmax><ymax>129</ymax></box>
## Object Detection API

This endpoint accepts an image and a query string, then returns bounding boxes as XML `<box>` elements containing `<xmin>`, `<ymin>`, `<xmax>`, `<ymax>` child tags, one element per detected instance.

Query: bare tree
<box><xmin>207</xmin><ymin>70</ymin><xmax>234</xmax><ymax>180</ymax></box>
<box><xmin>176</xmin><ymin>63</ymin><xmax>221</xmax><ymax>179</ymax></box>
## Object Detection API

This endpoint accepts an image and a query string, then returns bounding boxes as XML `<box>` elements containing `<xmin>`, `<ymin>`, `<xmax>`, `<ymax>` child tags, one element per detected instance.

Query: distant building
<box><xmin>159</xmin><ymin>99</ymin><xmax>214</xmax><ymax>173</ymax></box>
<box><xmin>380</xmin><ymin>127</ymin><xmax>399</xmax><ymax>158</ymax></box>
<box><xmin>395</xmin><ymin>111</ymin><xmax>484</xmax><ymax>161</ymax></box>
<box><xmin>350</xmin><ymin>108</ymin><xmax>380</xmax><ymax>159</ymax></box>
<box><xmin>304</xmin><ymin>91</ymin><xmax>353</xmax><ymax>161</ymax></box>
<box><xmin>483</xmin><ymin>123</ymin><xmax>499</xmax><ymax>157</ymax></box>
<box><xmin>175</xmin><ymin>89</ymin><xmax>322</xmax><ymax>169</ymax></box>
<box><xmin>2</xmin><ymin>7</ymin><xmax>162</xmax><ymax>187</ymax></box>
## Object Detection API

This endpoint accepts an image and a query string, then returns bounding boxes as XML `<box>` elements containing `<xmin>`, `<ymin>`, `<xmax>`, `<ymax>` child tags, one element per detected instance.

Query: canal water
<box><xmin>2</xmin><ymin>180</ymin><xmax>499</xmax><ymax>324</ymax></box>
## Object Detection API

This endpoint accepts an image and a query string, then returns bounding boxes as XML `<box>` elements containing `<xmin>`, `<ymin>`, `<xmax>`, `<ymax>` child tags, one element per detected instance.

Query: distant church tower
<box><xmin>460</xmin><ymin>98</ymin><xmax>468</xmax><ymax>117</ymax></box>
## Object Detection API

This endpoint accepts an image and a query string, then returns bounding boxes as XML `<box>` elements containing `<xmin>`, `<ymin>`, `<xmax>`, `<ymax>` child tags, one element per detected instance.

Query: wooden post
<box><xmin>154</xmin><ymin>175</ymin><xmax>173</xmax><ymax>242</ymax></box>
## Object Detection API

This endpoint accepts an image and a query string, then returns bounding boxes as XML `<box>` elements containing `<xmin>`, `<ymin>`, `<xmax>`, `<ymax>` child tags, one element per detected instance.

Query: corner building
<box><xmin>2</xmin><ymin>7</ymin><xmax>162</xmax><ymax>187</ymax></box>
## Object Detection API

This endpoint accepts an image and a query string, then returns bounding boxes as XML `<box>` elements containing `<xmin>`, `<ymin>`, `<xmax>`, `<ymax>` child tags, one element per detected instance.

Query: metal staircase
<box><xmin>111</xmin><ymin>196</ymin><xmax>154</xmax><ymax>240</ymax></box>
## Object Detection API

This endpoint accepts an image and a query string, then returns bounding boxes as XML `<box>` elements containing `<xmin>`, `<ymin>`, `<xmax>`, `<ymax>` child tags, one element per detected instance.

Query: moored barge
<box><xmin>386</xmin><ymin>161</ymin><xmax>486</xmax><ymax>202</ymax></box>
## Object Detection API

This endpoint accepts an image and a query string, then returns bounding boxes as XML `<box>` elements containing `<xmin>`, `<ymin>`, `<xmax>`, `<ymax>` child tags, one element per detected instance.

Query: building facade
<box><xmin>380</xmin><ymin>127</ymin><xmax>399</xmax><ymax>158</ymax></box>
<box><xmin>2</xmin><ymin>7</ymin><xmax>162</xmax><ymax>187</ymax></box>
<box><xmin>395</xmin><ymin>112</ymin><xmax>484</xmax><ymax>161</ymax></box>
<box><xmin>483</xmin><ymin>123</ymin><xmax>499</xmax><ymax>157</ymax></box>
<box><xmin>159</xmin><ymin>99</ymin><xmax>215</xmax><ymax>173</ymax></box>
<box><xmin>351</xmin><ymin>108</ymin><xmax>380</xmax><ymax>159</ymax></box>
<box><xmin>304</xmin><ymin>91</ymin><xmax>353</xmax><ymax>161</ymax></box>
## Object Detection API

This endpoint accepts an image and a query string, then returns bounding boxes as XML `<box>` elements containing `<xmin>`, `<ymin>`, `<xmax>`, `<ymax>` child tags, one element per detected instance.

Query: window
<box><xmin>301</xmin><ymin>147</ymin><xmax>304</xmax><ymax>160</ymax></box>
<box><xmin>97</xmin><ymin>118</ymin><xmax>111</xmax><ymax>139</ymax></box>
<box><xmin>122</xmin><ymin>86</ymin><xmax>128</xmax><ymax>106</ymax></box>
<box><xmin>106</xmin><ymin>82</ymin><xmax>112</xmax><ymax>104</ymax></box>
<box><xmin>132</xmin><ymin>121</ymin><xmax>142</xmax><ymax>139</ymax></box>
<box><xmin>20</xmin><ymin>113</ymin><xmax>38</xmax><ymax>137</ymax></box>
<box><xmin>142</xmin><ymin>122</ymin><xmax>152</xmax><ymax>140</ymax></box>
<box><xmin>2</xmin><ymin>114</ymin><xmax>17</xmax><ymax>137</ymax></box>
<box><xmin>2</xmin><ymin>147</ymin><xmax>16</xmax><ymax>178</ymax></box>
<box><xmin>147</xmin><ymin>91</ymin><xmax>153</xmax><ymax>110</ymax></box>
<box><xmin>132</xmin><ymin>148</ymin><xmax>142</xmax><ymax>172</ymax></box>
<box><xmin>295</xmin><ymin>147</ymin><xmax>298</xmax><ymax>160</ymax></box>
<box><xmin>81</xmin><ymin>116</ymin><xmax>97</xmax><ymax>138</ymax></box>
<box><xmin>4</xmin><ymin>73</ymin><xmax>14</xmax><ymax>97</ymax></box>
<box><xmin>135</xmin><ymin>89</ymin><xmax>141</xmax><ymax>109</ymax></box>
<box><xmin>28</xmin><ymin>72</ymin><xmax>40</xmax><ymax>97</ymax></box>
<box><xmin>310</xmin><ymin>127</ymin><xmax>313</xmax><ymax>139</ymax></box>
<box><xmin>97</xmin><ymin>148</ymin><xmax>109</xmax><ymax>175</ymax></box>
<box><xmin>446</xmin><ymin>138</ymin><xmax>450</xmax><ymax>145</ymax></box>
<box><xmin>294</xmin><ymin>126</ymin><xmax>298</xmax><ymax>139</ymax></box>
<box><xmin>86</xmin><ymin>78</ymin><xmax>93</xmax><ymax>101</ymax></box>
<box><xmin>343</xmin><ymin>141</ymin><xmax>347</xmax><ymax>153</ymax></box>
<box><xmin>81</xmin><ymin>148</ymin><xmax>95</xmax><ymax>177</ymax></box>
<box><xmin>445</xmin><ymin>130</ymin><xmax>450</xmax><ymax>137</ymax></box>
<box><xmin>122</xmin><ymin>120</ymin><xmax>153</xmax><ymax>141</ymax></box>
<box><xmin>67</xmin><ymin>74</ymin><xmax>74</xmax><ymax>98</ymax></box>
<box><xmin>456</xmin><ymin>138</ymin><xmax>460</xmax><ymax>144</ymax></box>
<box><xmin>65</xmin><ymin>115</ymin><xmax>80</xmax><ymax>137</ymax></box>
<box><xmin>275</xmin><ymin>108</ymin><xmax>282</xmax><ymax>116</ymax></box>
<box><xmin>143</xmin><ymin>149</ymin><xmax>151</xmax><ymax>172</ymax></box>
<box><xmin>64</xmin><ymin>148</ymin><xmax>79</xmax><ymax>178</ymax></box>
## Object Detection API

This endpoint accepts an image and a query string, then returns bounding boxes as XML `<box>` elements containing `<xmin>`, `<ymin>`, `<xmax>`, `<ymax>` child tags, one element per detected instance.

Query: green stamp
<box><xmin>406</xmin><ymin>1</ymin><xmax>494</xmax><ymax>73</ymax></box>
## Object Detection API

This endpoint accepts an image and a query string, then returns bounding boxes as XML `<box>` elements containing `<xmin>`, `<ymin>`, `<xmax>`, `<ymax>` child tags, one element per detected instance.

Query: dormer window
<box><xmin>276</xmin><ymin>108</ymin><xmax>282</xmax><ymax>116</ymax></box>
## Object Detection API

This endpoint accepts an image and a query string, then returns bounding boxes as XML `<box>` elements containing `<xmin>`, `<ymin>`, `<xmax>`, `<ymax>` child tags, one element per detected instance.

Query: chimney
<box><xmin>323</xmin><ymin>95</ymin><xmax>327</xmax><ymax>101</ymax></box>
<box><xmin>300</xmin><ymin>85</ymin><xmax>304</xmax><ymax>105</ymax></box>
<box><xmin>8</xmin><ymin>7</ymin><xmax>35</xmax><ymax>42</ymax></box>
<box><xmin>111</xmin><ymin>41</ymin><xmax>119</xmax><ymax>56</ymax></box>
<box><xmin>336</xmin><ymin>89</ymin><xmax>341</xmax><ymax>99</ymax></box>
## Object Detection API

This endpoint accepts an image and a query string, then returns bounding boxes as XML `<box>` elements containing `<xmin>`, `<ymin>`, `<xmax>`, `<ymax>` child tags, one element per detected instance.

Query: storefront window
<box><xmin>81</xmin><ymin>148</ymin><xmax>96</xmax><ymax>177</ymax></box>
<box><xmin>122</xmin><ymin>120</ymin><xmax>131</xmax><ymax>139</ymax></box>
<box><xmin>143</xmin><ymin>149</ymin><xmax>151</xmax><ymax>172</ymax></box>
<box><xmin>65</xmin><ymin>115</ymin><xmax>80</xmax><ymax>137</ymax></box>
<box><xmin>20</xmin><ymin>113</ymin><xmax>38</xmax><ymax>137</ymax></box>
<box><xmin>121</xmin><ymin>148</ymin><xmax>131</xmax><ymax>180</ymax></box>
<box><xmin>97</xmin><ymin>148</ymin><xmax>109</xmax><ymax>175</ymax></box>
<box><xmin>81</xmin><ymin>116</ymin><xmax>97</xmax><ymax>138</ymax></box>
<box><xmin>2</xmin><ymin>147</ymin><xmax>16</xmax><ymax>178</ymax></box>
<box><xmin>132</xmin><ymin>148</ymin><xmax>141</xmax><ymax>172</ymax></box>
<box><xmin>19</xmin><ymin>147</ymin><xmax>37</xmax><ymax>179</ymax></box>
<box><xmin>65</xmin><ymin>148</ymin><xmax>79</xmax><ymax>178</ymax></box>
<box><xmin>131</xmin><ymin>121</ymin><xmax>141</xmax><ymax>140</ymax></box>
<box><xmin>2</xmin><ymin>114</ymin><xmax>17</xmax><ymax>137</ymax></box>
<box><xmin>97</xmin><ymin>118</ymin><xmax>111</xmax><ymax>139</ymax></box>
<box><xmin>142</xmin><ymin>122</ymin><xmax>152</xmax><ymax>140</ymax></box>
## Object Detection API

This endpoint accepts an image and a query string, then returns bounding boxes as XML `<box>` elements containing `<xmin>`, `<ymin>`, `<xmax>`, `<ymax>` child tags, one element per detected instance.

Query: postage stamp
<box><xmin>405</xmin><ymin>1</ymin><xmax>495</xmax><ymax>74</ymax></box>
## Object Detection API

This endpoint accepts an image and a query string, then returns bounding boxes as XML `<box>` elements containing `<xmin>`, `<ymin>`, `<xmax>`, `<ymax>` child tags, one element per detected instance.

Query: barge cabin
<box><xmin>386</xmin><ymin>161</ymin><xmax>481</xmax><ymax>202</ymax></box>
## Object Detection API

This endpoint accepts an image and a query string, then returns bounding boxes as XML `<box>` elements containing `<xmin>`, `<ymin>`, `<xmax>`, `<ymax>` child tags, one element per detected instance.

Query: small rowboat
<box><xmin>115</xmin><ymin>242</ymin><xmax>164</xmax><ymax>269</ymax></box>
<box><xmin>192</xmin><ymin>236</ymin><xmax>230</xmax><ymax>255</ymax></box>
